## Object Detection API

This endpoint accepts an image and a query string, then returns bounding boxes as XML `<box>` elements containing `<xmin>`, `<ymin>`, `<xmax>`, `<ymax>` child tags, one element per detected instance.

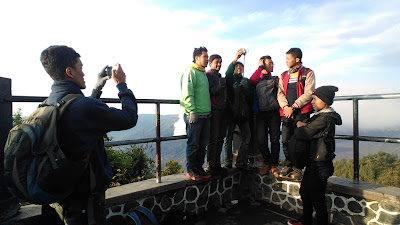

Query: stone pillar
<box><xmin>0</xmin><ymin>77</ymin><xmax>20</xmax><ymax>222</ymax></box>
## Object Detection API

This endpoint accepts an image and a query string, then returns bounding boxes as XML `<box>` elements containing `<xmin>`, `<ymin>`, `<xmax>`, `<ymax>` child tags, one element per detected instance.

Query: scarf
<box><xmin>288</xmin><ymin>63</ymin><xmax>303</xmax><ymax>74</ymax></box>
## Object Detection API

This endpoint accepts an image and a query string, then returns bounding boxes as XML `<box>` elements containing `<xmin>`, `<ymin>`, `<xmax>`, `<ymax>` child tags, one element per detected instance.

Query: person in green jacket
<box><xmin>180</xmin><ymin>46</ymin><xmax>212</xmax><ymax>181</ymax></box>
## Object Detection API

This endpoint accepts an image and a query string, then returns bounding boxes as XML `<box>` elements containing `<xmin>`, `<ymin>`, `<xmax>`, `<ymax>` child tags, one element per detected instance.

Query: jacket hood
<box><xmin>315</xmin><ymin>107</ymin><xmax>342</xmax><ymax>125</ymax></box>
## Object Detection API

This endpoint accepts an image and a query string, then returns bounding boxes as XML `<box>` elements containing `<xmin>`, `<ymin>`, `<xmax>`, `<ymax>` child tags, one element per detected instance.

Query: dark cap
<box><xmin>313</xmin><ymin>85</ymin><xmax>339</xmax><ymax>106</ymax></box>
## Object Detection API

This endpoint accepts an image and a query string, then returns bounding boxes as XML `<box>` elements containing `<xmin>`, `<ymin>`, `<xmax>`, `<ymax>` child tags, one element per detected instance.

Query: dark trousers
<box><xmin>300</xmin><ymin>161</ymin><xmax>334</xmax><ymax>225</ymax></box>
<box><xmin>48</xmin><ymin>191</ymin><xmax>106</xmax><ymax>225</ymax></box>
<box><xmin>224</xmin><ymin>119</ymin><xmax>251</xmax><ymax>165</ymax></box>
<box><xmin>207</xmin><ymin>109</ymin><xmax>228</xmax><ymax>168</ymax></box>
<box><xmin>256</xmin><ymin>109</ymin><xmax>281</xmax><ymax>166</ymax></box>
<box><xmin>281</xmin><ymin>110</ymin><xmax>310</xmax><ymax>167</ymax></box>
<box><xmin>184</xmin><ymin>114</ymin><xmax>211</xmax><ymax>170</ymax></box>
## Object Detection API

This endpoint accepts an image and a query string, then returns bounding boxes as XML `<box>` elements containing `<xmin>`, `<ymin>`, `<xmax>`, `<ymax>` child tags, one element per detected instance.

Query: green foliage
<box><xmin>106</xmin><ymin>144</ymin><xmax>155</xmax><ymax>187</ymax></box>
<box><xmin>333</xmin><ymin>151</ymin><xmax>400</xmax><ymax>188</ymax></box>
<box><xmin>13</xmin><ymin>108</ymin><xmax>23</xmax><ymax>126</ymax></box>
<box><xmin>161</xmin><ymin>159</ymin><xmax>184</xmax><ymax>176</ymax></box>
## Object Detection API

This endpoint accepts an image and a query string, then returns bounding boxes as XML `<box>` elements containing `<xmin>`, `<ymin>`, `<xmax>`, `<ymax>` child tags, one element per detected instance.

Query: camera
<box><xmin>241</xmin><ymin>48</ymin><xmax>249</xmax><ymax>55</ymax></box>
<box><xmin>105</xmin><ymin>66</ymin><xmax>113</xmax><ymax>77</ymax></box>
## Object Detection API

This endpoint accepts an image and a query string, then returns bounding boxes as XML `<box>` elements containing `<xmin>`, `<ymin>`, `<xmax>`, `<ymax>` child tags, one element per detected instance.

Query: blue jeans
<box><xmin>184</xmin><ymin>114</ymin><xmax>210</xmax><ymax>170</ymax></box>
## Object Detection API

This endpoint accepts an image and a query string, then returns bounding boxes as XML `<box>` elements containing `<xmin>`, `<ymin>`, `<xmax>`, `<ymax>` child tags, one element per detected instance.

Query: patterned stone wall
<box><xmin>105</xmin><ymin>172</ymin><xmax>241</xmax><ymax>224</ymax></box>
<box><xmin>247</xmin><ymin>171</ymin><xmax>400</xmax><ymax>225</ymax></box>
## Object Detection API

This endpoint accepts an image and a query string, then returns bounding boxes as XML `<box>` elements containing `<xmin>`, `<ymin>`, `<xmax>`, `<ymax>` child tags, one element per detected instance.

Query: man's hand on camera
<box><xmin>94</xmin><ymin>66</ymin><xmax>111</xmax><ymax>91</ymax></box>
<box><xmin>112</xmin><ymin>64</ymin><xmax>126</xmax><ymax>84</ymax></box>
<box><xmin>233</xmin><ymin>49</ymin><xmax>243</xmax><ymax>63</ymax></box>
<box><xmin>189</xmin><ymin>113</ymin><xmax>198</xmax><ymax>123</ymax></box>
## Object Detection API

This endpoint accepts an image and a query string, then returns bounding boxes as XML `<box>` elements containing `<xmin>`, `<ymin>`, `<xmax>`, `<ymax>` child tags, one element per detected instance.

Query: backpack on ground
<box><xmin>256</xmin><ymin>76</ymin><xmax>279</xmax><ymax>111</ymax></box>
<box><xmin>3</xmin><ymin>94</ymin><xmax>88</xmax><ymax>205</ymax></box>
<box><xmin>231</xmin><ymin>79</ymin><xmax>250</xmax><ymax>121</ymax></box>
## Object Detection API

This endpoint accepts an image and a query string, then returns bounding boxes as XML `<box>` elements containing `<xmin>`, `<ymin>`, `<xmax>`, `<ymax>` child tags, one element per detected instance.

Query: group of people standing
<box><xmin>180</xmin><ymin>47</ymin><xmax>315</xmax><ymax>181</ymax></box>
<box><xmin>180</xmin><ymin>46</ymin><xmax>342</xmax><ymax>225</ymax></box>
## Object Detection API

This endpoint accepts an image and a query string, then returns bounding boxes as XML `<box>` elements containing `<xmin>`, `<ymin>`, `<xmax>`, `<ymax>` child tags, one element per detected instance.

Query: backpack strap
<box><xmin>57</xmin><ymin>94</ymin><xmax>84</xmax><ymax>117</ymax></box>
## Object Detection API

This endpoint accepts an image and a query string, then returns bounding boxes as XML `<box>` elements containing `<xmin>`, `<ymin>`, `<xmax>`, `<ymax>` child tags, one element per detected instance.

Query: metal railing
<box><xmin>10</xmin><ymin>96</ymin><xmax>186</xmax><ymax>183</ymax></box>
<box><xmin>3</xmin><ymin>78</ymin><xmax>400</xmax><ymax>184</ymax></box>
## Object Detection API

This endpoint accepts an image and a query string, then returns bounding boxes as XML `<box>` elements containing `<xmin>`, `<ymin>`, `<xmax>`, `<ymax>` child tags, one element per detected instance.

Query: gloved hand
<box><xmin>94</xmin><ymin>66</ymin><xmax>111</xmax><ymax>91</ymax></box>
<box><xmin>189</xmin><ymin>113</ymin><xmax>198</xmax><ymax>123</ymax></box>
<box><xmin>239</xmin><ymin>78</ymin><xmax>249</xmax><ymax>89</ymax></box>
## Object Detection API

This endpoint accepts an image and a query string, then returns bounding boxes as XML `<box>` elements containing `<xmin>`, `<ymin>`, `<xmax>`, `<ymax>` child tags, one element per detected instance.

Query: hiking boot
<box><xmin>287</xmin><ymin>220</ymin><xmax>303</xmax><ymax>225</ymax></box>
<box><xmin>259</xmin><ymin>165</ymin><xmax>271</xmax><ymax>175</ymax></box>
<box><xmin>186</xmin><ymin>168</ymin><xmax>203</xmax><ymax>181</ymax></box>
<box><xmin>288</xmin><ymin>169</ymin><xmax>303</xmax><ymax>181</ymax></box>
<box><xmin>197</xmin><ymin>167</ymin><xmax>212</xmax><ymax>179</ymax></box>
<box><xmin>280</xmin><ymin>166</ymin><xmax>293</xmax><ymax>177</ymax></box>
<box><xmin>270</xmin><ymin>166</ymin><xmax>280</xmax><ymax>178</ymax></box>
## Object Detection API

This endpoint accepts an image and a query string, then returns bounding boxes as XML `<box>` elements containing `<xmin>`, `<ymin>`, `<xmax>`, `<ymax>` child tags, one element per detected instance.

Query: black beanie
<box><xmin>313</xmin><ymin>85</ymin><xmax>339</xmax><ymax>106</ymax></box>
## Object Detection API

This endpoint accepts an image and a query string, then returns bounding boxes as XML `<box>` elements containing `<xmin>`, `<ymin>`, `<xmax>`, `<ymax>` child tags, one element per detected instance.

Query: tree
<box><xmin>106</xmin><ymin>143</ymin><xmax>155</xmax><ymax>187</ymax></box>
<box><xmin>161</xmin><ymin>159</ymin><xmax>184</xmax><ymax>176</ymax></box>
<box><xmin>334</xmin><ymin>151</ymin><xmax>400</xmax><ymax>188</ymax></box>
<box><xmin>13</xmin><ymin>108</ymin><xmax>23</xmax><ymax>125</ymax></box>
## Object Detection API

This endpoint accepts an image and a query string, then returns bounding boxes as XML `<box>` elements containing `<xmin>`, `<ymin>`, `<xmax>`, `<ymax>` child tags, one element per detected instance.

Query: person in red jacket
<box><xmin>249</xmin><ymin>55</ymin><xmax>281</xmax><ymax>177</ymax></box>
<box><xmin>277</xmin><ymin>48</ymin><xmax>315</xmax><ymax>180</ymax></box>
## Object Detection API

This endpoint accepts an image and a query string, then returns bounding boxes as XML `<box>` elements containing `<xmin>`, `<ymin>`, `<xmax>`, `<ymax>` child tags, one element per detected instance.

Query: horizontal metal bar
<box><xmin>334</xmin><ymin>93</ymin><xmax>400</xmax><ymax>101</ymax></box>
<box><xmin>11</xmin><ymin>96</ymin><xmax>180</xmax><ymax>104</ymax></box>
<box><xmin>335</xmin><ymin>135</ymin><xmax>400</xmax><ymax>143</ymax></box>
<box><xmin>13</xmin><ymin>93</ymin><xmax>400</xmax><ymax>104</ymax></box>
<box><xmin>105</xmin><ymin>135</ymin><xmax>187</xmax><ymax>147</ymax></box>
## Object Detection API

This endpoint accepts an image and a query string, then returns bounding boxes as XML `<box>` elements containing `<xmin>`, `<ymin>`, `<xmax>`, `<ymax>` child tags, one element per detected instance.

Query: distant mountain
<box><xmin>107</xmin><ymin>114</ymin><xmax>400</xmax><ymax>168</ymax></box>
<box><xmin>108</xmin><ymin>114</ymin><xmax>187</xmax><ymax>168</ymax></box>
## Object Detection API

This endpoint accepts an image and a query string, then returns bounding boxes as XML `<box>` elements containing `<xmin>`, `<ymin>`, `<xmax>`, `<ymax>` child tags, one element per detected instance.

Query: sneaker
<box><xmin>280</xmin><ymin>166</ymin><xmax>293</xmax><ymax>177</ymax></box>
<box><xmin>197</xmin><ymin>167</ymin><xmax>212</xmax><ymax>179</ymax></box>
<box><xmin>259</xmin><ymin>165</ymin><xmax>271</xmax><ymax>175</ymax></box>
<box><xmin>270</xmin><ymin>166</ymin><xmax>280</xmax><ymax>178</ymax></box>
<box><xmin>288</xmin><ymin>169</ymin><xmax>303</xmax><ymax>181</ymax></box>
<box><xmin>186</xmin><ymin>168</ymin><xmax>203</xmax><ymax>181</ymax></box>
<box><xmin>287</xmin><ymin>220</ymin><xmax>303</xmax><ymax>225</ymax></box>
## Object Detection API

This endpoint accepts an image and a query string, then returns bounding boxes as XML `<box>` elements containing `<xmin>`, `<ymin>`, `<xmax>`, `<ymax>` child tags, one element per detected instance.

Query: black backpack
<box><xmin>3</xmin><ymin>94</ymin><xmax>90</xmax><ymax>204</ymax></box>
<box><xmin>287</xmin><ymin>133</ymin><xmax>310</xmax><ymax>170</ymax></box>
<box><xmin>256</xmin><ymin>76</ymin><xmax>279</xmax><ymax>111</ymax></box>
<box><xmin>231</xmin><ymin>79</ymin><xmax>250</xmax><ymax>121</ymax></box>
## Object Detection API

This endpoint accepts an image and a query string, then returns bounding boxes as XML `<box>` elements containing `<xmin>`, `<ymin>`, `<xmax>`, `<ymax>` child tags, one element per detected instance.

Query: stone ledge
<box><xmin>105</xmin><ymin>172</ymin><xmax>227</xmax><ymax>207</ymax></box>
<box><xmin>327</xmin><ymin>176</ymin><xmax>400</xmax><ymax>204</ymax></box>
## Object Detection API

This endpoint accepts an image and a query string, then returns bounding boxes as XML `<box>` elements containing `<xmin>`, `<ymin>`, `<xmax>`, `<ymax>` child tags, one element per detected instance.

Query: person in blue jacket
<box><xmin>40</xmin><ymin>45</ymin><xmax>138</xmax><ymax>225</ymax></box>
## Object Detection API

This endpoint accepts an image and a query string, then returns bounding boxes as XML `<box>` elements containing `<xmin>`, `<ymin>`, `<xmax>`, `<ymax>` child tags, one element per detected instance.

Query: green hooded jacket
<box><xmin>180</xmin><ymin>64</ymin><xmax>211</xmax><ymax>116</ymax></box>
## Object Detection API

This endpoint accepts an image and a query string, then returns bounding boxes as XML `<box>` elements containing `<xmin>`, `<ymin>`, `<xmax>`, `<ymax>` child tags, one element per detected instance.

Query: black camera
<box><xmin>105</xmin><ymin>66</ymin><xmax>113</xmax><ymax>77</ymax></box>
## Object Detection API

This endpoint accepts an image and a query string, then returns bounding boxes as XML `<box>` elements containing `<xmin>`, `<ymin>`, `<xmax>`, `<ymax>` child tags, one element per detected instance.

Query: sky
<box><xmin>1</xmin><ymin>0</ymin><xmax>400</xmax><ymax>130</ymax></box>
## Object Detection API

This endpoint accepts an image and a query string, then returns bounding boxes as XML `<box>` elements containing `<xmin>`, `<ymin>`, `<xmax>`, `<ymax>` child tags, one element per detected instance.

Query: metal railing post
<box><xmin>353</xmin><ymin>99</ymin><xmax>360</xmax><ymax>184</ymax></box>
<box><xmin>0</xmin><ymin>77</ymin><xmax>19</xmax><ymax>220</ymax></box>
<box><xmin>155</xmin><ymin>102</ymin><xmax>161</xmax><ymax>183</ymax></box>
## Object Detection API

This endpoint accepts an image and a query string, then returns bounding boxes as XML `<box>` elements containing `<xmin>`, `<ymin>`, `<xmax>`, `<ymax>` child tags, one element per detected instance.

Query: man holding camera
<box><xmin>250</xmin><ymin>55</ymin><xmax>281</xmax><ymax>177</ymax></box>
<box><xmin>224</xmin><ymin>49</ymin><xmax>252</xmax><ymax>169</ymax></box>
<box><xmin>180</xmin><ymin>46</ymin><xmax>212</xmax><ymax>181</ymax></box>
<box><xmin>40</xmin><ymin>45</ymin><xmax>138</xmax><ymax>225</ymax></box>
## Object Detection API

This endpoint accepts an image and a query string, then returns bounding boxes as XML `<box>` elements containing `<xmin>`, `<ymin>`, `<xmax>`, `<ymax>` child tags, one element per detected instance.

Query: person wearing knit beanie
<box><xmin>312</xmin><ymin>85</ymin><xmax>339</xmax><ymax>106</ymax></box>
